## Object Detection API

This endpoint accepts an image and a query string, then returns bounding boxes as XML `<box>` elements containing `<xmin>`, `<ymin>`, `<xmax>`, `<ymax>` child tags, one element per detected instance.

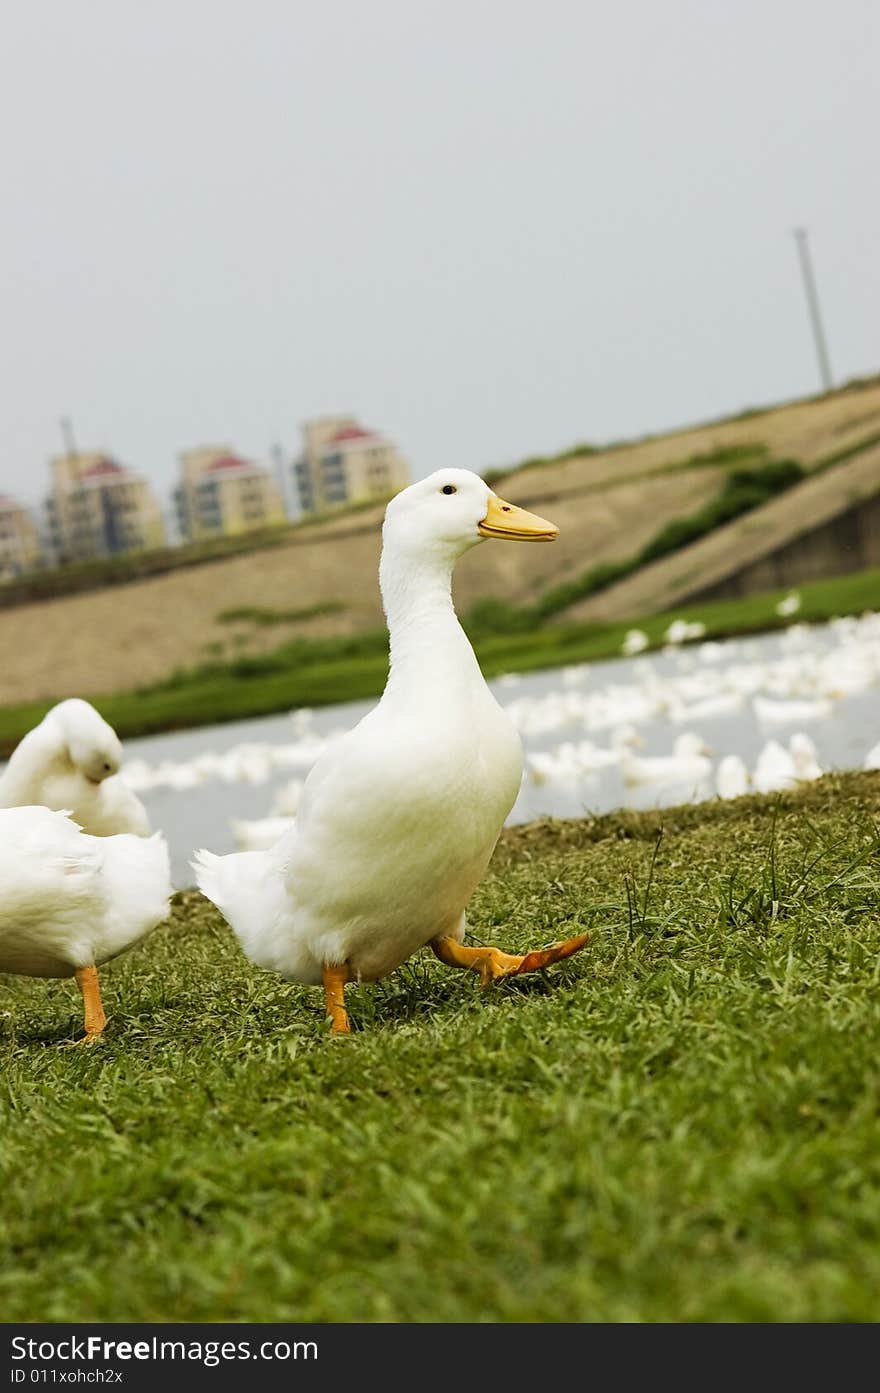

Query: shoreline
<box><xmin>1</xmin><ymin>565</ymin><xmax>878</xmax><ymax>758</ymax></box>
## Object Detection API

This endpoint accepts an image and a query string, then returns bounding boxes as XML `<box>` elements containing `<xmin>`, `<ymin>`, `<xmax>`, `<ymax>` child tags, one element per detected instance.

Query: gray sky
<box><xmin>1</xmin><ymin>0</ymin><xmax>877</xmax><ymax>510</ymax></box>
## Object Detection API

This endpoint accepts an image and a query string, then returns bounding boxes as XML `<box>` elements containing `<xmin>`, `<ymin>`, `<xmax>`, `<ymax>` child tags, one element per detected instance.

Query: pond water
<box><xmin>113</xmin><ymin>614</ymin><xmax>880</xmax><ymax>885</ymax></box>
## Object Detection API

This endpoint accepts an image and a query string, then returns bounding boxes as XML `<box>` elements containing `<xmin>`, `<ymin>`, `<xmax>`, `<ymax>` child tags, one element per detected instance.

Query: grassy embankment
<box><xmin>2</xmin><ymin>772</ymin><xmax>879</xmax><ymax>1320</ymax></box>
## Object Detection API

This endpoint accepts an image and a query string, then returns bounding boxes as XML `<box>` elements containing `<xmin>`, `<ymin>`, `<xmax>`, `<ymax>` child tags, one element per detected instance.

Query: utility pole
<box><xmin>271</xmin><ymin>442</ymin><xmax>291</xmax><ymax>519</ymax></box>
<box><xmin>793</xmin><ymin>228</ymin><xmax>833</xmax><ymax>393</ymax></box>
<box><xmin>59</xmin><ymin>415</ymin><xmax>78</xmax><ymax>458</ymax></box>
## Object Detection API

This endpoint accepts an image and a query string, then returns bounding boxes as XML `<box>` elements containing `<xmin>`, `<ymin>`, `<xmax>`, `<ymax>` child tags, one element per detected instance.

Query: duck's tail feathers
<box><xmin>192</xmin><ymin>845</ymin><xmax>291</xmax><ymax>964</ymax></box>
<box><xmin>191</xmin><ymin>847</ymin><xmax>240</xmax><ymax>912</ymax></box>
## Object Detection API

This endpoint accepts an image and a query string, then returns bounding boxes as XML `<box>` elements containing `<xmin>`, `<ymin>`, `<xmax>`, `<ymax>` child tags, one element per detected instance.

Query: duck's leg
<box><xmin>74</xmin><ymin>965</ymin><xmax>107</xmax><ymax>1044</ymax></box>
<box><xmin>431</xmin><ymin>932</ymin><xmax>589</xmax><ymax>988</ymax></box>
<box><xmin>322</xmin><ymin>962</ymin><xmax>352</xmax><ymax>1034</ymax></box>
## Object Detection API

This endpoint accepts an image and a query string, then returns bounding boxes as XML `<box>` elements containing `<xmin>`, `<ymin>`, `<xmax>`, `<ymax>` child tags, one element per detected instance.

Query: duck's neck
<box><xmin>0</xmin><ymin>727</ymin><xmax>68</xmax><ymax>805</ymax></box>
<box><xmin>380</xmin><ymin>546</ymin><xmax>481</xmax><ymax>697</ymax></box>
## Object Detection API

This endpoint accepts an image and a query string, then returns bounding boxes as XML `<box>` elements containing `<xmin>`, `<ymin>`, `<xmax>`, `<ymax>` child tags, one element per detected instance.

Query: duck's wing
<box><xmin>0</xmin><ymin>808</ymin><xmax>103</xmax><ymax>959</ymax></box>
<box><xmin>0</xmin><ymin>805</ymin><xmax>97</xmax><ymax>872</ymax></box>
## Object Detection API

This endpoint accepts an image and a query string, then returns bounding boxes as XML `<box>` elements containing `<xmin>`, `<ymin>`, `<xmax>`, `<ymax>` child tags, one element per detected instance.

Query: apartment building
<box><xmin>45</xmin><ymin>453</ymin><xmax>166</xmax><ymax>564</ymax></box>
<box><xmin>175</xmin><ymin>446</ymin><xmax>286</xmax><ymax>541</ymax></box>
<box><xmin>0</xmin><ymin>496</ymin><xmax>43</xmax><ymax>580</ymax></box>
<box><xmin>293</xmin><ymin>417</ymin><xmax>409</xmax><ymax>514</ymax></box>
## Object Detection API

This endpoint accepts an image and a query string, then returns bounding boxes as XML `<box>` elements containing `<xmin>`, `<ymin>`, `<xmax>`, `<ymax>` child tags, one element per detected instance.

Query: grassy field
<box><xmin>2</xmin><ymin>772</ymin><xmax>879</xmax><ymax>1322</ymax></box>
<box><xmin>1</xmin><ymin>563</ymin><xmax>879</xmax><ymax>757</ymax></box>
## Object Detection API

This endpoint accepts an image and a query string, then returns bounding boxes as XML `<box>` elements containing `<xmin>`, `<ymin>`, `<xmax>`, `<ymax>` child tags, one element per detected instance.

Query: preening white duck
<box><xmin>0</xmin><ymin>699</ymin><xmax>150</xmax><ymax>836</ymax></box>
<box><xmin>0</xmin><ymin>806</ymin><xmax>171</xmax><ymax>1042</ymax></box>
<box><xmin>194</xmin><ymin>470</ymin><xmax>589</xmax><ymax>1034</ymax></box>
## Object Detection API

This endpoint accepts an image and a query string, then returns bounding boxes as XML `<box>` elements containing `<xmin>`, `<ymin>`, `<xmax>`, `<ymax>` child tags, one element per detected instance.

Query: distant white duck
<box><xmin>527</xmin><ymin>725</ymin><xmax>640</xmax><ymax>785</ymax></box>
<box><xmin>671</xmin><ymin>691</ymin><xmax>744</xmax><ymax>723</ymax></box>
<box><xmin>864</xmin><ymin>739</ymin><xmax>880</xmax><ymax>771</ymax></box>
<box><xmin>230</xmin><ymin>815</ymin><xmax>297</xmax><ymax>852</ymax></box>
<box><xmin>0</xmin><ymin>806</ymin><xmax>171</xmax><ymax>1042</ymax></box>
<box><xmin>526</xmin><ymin>745</ymin><xmax>582</xmax><ymax>786</ymax></box>
<box><xmin>271</xmin><ymin>777</ymin><xmax>304</xmax><ymax>816</ymax></box>
<box><xmin>789</xmin><ymin>732</ymin><xmax>822</xmax><ymax>782</ymax></box>
<box><xmin>195</xmin><ymin>470</ymin><xmax>589</xmax><ymax>1034</ymax></box>
<box><xmin>752</xmin><ymin>734</ymin><xmax>821</xmax><ymax>792</ymax></box>
<box><xmin>0</xmin><ymin>699</ymin><xmax>150</xmax><ymax>837</ymax></box>
<box><xmin>716</xmin><ymin>754</ymin><xmax>750</xmax><ymax>800</ymax></box>
<box><xmin>229</xmin><ymin>777</ymin><xmax>305</xmax><ymax>849</ymax></box>
<box><xmin>775</xmin><ymin>592</ymin><xmax>802</xmax><ymax>617</ymax></box>
<box><xmin>665</xmin><ymin>619</ymin><xmax>706</xmax><ymax>645</ymax></box>
<box><xmin>753</xmin><ymin>740</ymin><xmax>796</xmax><ymax>792</ymax></box>
<box><xmin>622</xmin><ymin>629</ymin><xmax>649</xmax><ymax>656</ymax></box>
<box><xmin>753</xmin><ymin>695</ymin><xmax>833</xmax><ymax>726</ymax></box>
<box><xmin>620</xmin><ymin>732</ymin><xmax>711</xmax><ymax>787</ymax></box>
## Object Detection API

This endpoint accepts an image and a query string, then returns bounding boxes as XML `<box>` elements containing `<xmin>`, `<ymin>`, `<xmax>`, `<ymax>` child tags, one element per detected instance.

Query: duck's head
<box><xmin>382</xmin><ymin>469</ymin><xmax>558</xmax><ymax>562</ymax></box>
<box><xmin>48</xmin><ymin>698</ymin><xmax>123</xmax><ymax>783</ymax></box>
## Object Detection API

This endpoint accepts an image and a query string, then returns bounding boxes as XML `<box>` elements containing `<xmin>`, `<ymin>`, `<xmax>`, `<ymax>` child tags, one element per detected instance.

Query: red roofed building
<box><xmin>175</xmin><ymin>446</ymin><xmax>286</xmax><ymax>541</ymax></box>
<box><xmin>294</xmin><ymin>416</ymin><xmax>410</xmax><ymax>515</ymax></box>
<box><xmin>46</xmin><ymin>451</ymin><xmax>165</xmax><ymax>563</ymax></box>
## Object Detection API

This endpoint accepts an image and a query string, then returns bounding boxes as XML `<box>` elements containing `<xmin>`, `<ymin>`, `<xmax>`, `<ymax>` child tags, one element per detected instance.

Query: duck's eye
<box><xmin>441</xmin><ymin>484</ymin><xmax>457</xmax><ymax>495</ymax></box>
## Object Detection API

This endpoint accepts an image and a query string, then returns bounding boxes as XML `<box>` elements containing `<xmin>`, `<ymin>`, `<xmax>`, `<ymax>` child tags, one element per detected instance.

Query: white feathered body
<box><xmin>196</xmin><ymin>616</ymin><xmax>522</xmax><ymax>984</ymax></box>
<box><xmin>0</xmin><ymin>806</ymin><xmax>171</xmax><ymax>978</ymax></box>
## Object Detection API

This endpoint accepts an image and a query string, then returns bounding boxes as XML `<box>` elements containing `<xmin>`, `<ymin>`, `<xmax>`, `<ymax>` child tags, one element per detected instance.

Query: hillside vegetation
<box><xmin>0</xmin><ymin>376</ymin><xmax>878</xmax><ymax>709</ymax></box>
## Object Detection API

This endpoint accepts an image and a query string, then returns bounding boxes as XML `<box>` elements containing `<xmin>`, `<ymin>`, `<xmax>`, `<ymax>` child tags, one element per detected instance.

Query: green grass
<box><xmin>1</xmin><ymin>773</ymin><xmax>879</xmax><ymax>1321</ymax></box>
<box><xmin>657</xmin><ymin>441</ymin><xmax>769</xmax><ymax>475</ymax></box>
<box><xmin>2</xmin><ymin>565</ymin><xmax>880</xmax><ymax>757</ymax></box>
<box><xmin>215</xmin><ymin>601</ymin><xmax>347</xmax><ymax>627</ymax></box>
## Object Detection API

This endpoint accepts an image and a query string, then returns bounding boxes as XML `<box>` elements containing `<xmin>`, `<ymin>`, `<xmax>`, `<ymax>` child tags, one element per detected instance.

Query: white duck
<box><xmin>194</xmin><ymin>470</ymin><xmax>588</xmax><ymax>1033</ymax></box>
<box><xmin>716</xmin><ymin>754</ymin><xmax>750</xmax><ymax>800</ymax></box>
<box><xmin>229</xmin><ymin>776</ymin><xmax>305</xmax><ymax>850</ymax></box>
<box><xmin>753</xmin><ymin>695</ymin><xmax>833</xmax><ymax>726</ymax></box>
<box><xmin>789</xmin><ymin>732</ymin><xmax>823</xmax><ymax>782</ymax></box>
<box><xmin>230</xmin><ymin>815</ymin><xmax>297</xmax><ymax>852</ymax></box>
<box><xmin>753</xmin><ymin>734</ymin><xmax>823</xmax><ymax>793</ymax></box>
<box><xmin>622</xmin><ymin>629</ymin><xmax>649</xmax><ymax>656</ymax></box>
<box><xmin>0</xmin><ymin>699</ymin><xmax>150</xmax><ymax>836</ymax></box>
<box><xmin>620</xmin><ymin>732</ymin><xmax>711</xmax><ymax>787</ymax></box>
<box><xmin>0</xmin><ymin>806</ymin><xmax>171</xmax><ymax>1042</ymax></box>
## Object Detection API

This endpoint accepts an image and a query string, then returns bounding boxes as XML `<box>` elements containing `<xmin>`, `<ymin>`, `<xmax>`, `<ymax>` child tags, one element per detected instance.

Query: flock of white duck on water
<box><xmin>122</xmin><ymin>605</ymin><xmax>880</xmax><ymax>845</ymax></box>
<box><xmin>1</xmin><ymin>467</ymin><xmax>878</xmax><ymax>1042</ymax></box>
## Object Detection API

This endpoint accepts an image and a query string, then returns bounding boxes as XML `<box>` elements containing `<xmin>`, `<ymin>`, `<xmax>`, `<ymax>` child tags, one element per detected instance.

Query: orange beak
<box><xmin>478</xmin><ymin>493</ymin><xmax>559</xmax><ymax>542</ymax></box>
